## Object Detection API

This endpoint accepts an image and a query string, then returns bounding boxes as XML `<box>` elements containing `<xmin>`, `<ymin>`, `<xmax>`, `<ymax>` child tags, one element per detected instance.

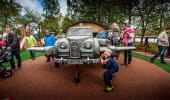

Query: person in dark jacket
<box><xmin>143</xmin><ymin>35</ymin><xmax>150</xmax><ymax>52</ymax></box>
<box><xmin>100</xmin><ymin>49</ymin><xmax>119</xmax><ymax>92</ymax></box>
<box><xmin>3</xmin><ymin>27</ymin><xmax>21</xmax><ymax>70</ymax></box>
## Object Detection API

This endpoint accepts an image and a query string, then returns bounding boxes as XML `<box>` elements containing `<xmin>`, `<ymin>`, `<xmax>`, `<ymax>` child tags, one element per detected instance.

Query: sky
<box><xmin>16</xmin><ymin>0</ymin><xmax>67</xmax><ymax>16</ymax></box>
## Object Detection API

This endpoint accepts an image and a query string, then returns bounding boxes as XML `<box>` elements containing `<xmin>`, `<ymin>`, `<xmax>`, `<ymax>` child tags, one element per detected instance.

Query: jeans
<box><xmin>30</xmin><ymin>50</ymin><xmax>35</xmax><ymax>58</ymax></box>
<box><xmin>103</xmin><ymin>69</ymin><xmax>114</xmax><ymax>87</ymax></box>
<box><xmin>124</xmin><ymin>43</ymin><xmax>133</xmax><ymax>64</ymax></box>
<box><xmin>151</xmin><ymin>45</ymin><xmax>167</xmax><ymax>62</ymax></box>
<box><xmin>10</xmin><ymin>50</ymin><xmax>21</xmax><ymax>69</ymax></box>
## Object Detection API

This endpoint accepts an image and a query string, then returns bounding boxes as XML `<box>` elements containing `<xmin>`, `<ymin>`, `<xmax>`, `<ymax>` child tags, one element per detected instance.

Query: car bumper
<box><xmin>53</xmin><ymin>57</ymin><xmax>100</xmax><ymax>64</ymax></box>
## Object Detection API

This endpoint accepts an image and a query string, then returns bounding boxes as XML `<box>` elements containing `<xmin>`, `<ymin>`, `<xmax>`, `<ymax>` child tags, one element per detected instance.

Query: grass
<box><xmin>3</xmin><ymin>50</ymin><xmax>44</xmax><ymax>68</ymax></box>
<box><xmin>132</xmin><ymin>52</ymin><xmax>170</xmax><ymax>73</ymax></box>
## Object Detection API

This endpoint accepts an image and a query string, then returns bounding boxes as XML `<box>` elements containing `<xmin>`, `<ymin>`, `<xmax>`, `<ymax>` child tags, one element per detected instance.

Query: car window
<box><xmin>67</xmin><ymin>28</ymin><xmax>92</xmax><ymax>36</ymax></box>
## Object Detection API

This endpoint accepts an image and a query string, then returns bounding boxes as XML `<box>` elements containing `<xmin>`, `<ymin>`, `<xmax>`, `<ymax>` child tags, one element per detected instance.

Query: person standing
<box><xmin>40</xmin><ymin>36</ymin><xmax>44</xmax><ymax>46</ymax></box>
<box><xmin>110</xmin><ymin>23</ymin><xmax>121</xmax><ymax>60</ymax></box>
<box><xmin>167</xmin><ymin>36</ymin><xmax>170</xmax><ymax>57</ymax></box>
<box><xmin>121</xmin><ymin>23</ymin><xmax>135</xmax><ymax>67</ymax></box>
<box><xmin>150</xmin><ymin>26</ymin><xmax>170</xmax><ymax>64</ymax></box>
<box><xmin>44</xmin><ymin>30</ymin><xmax>56</xmax><ymax>62</ymax></box>
<box><xmin>3</xmin><ymin>26</ymin><xmax>21</xmax><ymax>70</ymax></box>
<box><xmin>25</xmin><ymin>32</ymin><xmax>37</xmax><ymax>60</ymax></box>
<box><xmin>143</xmin><ymin>35</ymin><xmax>150</xmax><ymax>52</ymax></box>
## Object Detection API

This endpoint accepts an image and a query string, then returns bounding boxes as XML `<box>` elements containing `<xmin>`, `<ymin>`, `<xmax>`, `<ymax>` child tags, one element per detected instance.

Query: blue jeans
<box><xmin>30</xmin><ymin>50</ymin><xmax>35</xmax><ymax>58</ymax></box>
<box><xmin>124</xmin><ymin>43</ymin><xmax>133</xmax><ymax>64</ymax></box>
<box><xmin>103</xmin><ymin>69</ymin><xmax>116</xmax><ymax>87</ymax></box>
<box><xmin>151</xmin><ymin>45</ymin><xmax>167</xmax><ymax>62</ymax></box>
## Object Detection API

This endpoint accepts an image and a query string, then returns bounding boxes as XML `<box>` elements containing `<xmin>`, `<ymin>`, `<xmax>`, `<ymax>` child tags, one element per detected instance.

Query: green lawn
<box><xmin>132</xmin><ymin>52</ymin><xmax>170</xmax><ymax>73</ymax></box>
<box><xmin>3</xmin><ymin>50</ymin><xmax>44</xmax><ymax>68</ymax></box>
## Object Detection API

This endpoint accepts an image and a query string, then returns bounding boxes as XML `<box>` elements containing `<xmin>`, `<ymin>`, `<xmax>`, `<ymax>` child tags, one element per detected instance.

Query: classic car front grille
<box><xmin>70</xmin><ymin>42</ymin><xmax>80</xmax><ymax>58</ymax></box>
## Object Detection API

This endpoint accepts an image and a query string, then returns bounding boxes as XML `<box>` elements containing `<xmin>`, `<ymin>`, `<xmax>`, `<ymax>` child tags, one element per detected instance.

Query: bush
<box><xmin>134</xmin><ymin>42</ymin><xmax>158</xmax><ymax>54</ymax></box>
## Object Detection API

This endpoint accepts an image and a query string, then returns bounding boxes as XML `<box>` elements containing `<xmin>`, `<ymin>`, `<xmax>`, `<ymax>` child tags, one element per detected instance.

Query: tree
<box><xmin>42</xmin><ymin>0</ymin><xmax>60</xmax><ymax>16</ymax></box>
<box><xmin>61</xmin><ymin>14</ymin><xmax>76</xmax><ymax>30</ymax></box>
<box><xmin>0</xmin><ymin>0</ymin><xmax>21</xmax><ymax>34</ymax></box>
<box><xmin>15</xmin><ymin>7</ymin><xmax>42</xmax><ymax>37</ymax></box>
<box><xmin>135</xmin><ymin>0</ymin><xmax>169</xmax><ymax>47</ymax></box>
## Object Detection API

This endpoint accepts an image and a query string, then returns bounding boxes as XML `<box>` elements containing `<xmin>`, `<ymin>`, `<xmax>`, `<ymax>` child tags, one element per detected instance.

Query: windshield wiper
<box><xmin>72</xmin><ymin>28</ymin><xmax>81</xmax><ymax>32</ymax></box>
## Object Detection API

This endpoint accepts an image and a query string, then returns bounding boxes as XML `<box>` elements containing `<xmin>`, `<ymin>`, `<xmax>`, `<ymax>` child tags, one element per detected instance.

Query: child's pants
<box><xmin>103</xmin><ymin>69</ymin><xmax>116</xmax><ymax>87</ymax></box>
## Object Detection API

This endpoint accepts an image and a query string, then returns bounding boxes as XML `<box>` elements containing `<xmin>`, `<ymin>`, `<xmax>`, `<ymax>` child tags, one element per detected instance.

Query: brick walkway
<box><xmin>0</xmin><ymin>55</ymin><xmax>170</xmax><ymax>100</ymax></box>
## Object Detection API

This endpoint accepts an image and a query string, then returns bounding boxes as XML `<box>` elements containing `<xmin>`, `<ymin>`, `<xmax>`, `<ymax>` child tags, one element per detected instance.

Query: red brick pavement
<box><xmin>0</xmin><ymin>55</ymin><xmax>170</xmax><ymax>100</ymax></box>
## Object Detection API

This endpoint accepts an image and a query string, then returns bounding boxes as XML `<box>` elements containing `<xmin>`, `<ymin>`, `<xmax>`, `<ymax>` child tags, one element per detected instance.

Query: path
<box><xmin>0</xmin><ymin>55</ymin><xmax>170</xmax><ymax>100</ymax></box>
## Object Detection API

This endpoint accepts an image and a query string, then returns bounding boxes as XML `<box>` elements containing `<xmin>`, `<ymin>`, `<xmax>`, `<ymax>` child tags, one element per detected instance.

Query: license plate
<box><xmin>67</xmin><ymin>59</ymin><xmax>83</xmax><ymax>64</ymax></box>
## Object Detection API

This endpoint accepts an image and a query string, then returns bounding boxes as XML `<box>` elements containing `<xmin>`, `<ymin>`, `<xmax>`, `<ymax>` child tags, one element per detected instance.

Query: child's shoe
<box><xmin>104</xmin><ymin>86</ymin><xmax>113</xmax><ymax>92</ymax></box>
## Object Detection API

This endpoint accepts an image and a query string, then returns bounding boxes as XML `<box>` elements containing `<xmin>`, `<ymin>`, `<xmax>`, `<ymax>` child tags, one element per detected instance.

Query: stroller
<box><xmin>0</xmin><ymin>48</ymin><xmax>13</xmax><ymax>78</ymax></box>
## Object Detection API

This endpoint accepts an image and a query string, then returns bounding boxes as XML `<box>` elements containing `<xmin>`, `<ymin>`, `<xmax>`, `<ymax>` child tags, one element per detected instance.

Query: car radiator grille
<box><xmin>70</xmin><ymin>42</ymin><xmax>80</xmax><ymax>58</ymax></box>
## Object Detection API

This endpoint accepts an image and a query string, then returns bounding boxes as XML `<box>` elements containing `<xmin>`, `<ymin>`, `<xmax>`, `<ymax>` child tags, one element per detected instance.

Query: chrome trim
<box><xmin>53</xmin><ymin>58</ymin><xmax>99</xmax><ymax>64</ymax></box>
<box><xmin>70</xmin><ymin>41</ymin><xmax>80</xmax><ymax>58</ymax></box>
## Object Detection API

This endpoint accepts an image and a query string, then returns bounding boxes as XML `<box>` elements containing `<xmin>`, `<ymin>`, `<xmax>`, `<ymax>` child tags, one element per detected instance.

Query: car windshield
<box><xmin>67</xmin><ymin>28</ymin><xmax>92</xmax><ymax>36</ymax></box>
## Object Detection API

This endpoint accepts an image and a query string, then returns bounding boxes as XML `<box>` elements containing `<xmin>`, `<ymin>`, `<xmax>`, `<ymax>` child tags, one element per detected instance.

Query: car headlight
<box><xmin>60</xmin><ymin>42</ymin><xmax>67</xmax><ymax>49</ymax></box>
<box><xmin>85</xmin><ymin>42</ymin><xmax>91</xmax><ymax>49</ymax></box>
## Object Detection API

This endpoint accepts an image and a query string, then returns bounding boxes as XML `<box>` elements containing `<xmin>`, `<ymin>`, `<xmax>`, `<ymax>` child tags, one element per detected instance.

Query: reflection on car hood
<box><xmin>66</xmin><ymin>36</ymin><xmax>92</xmax><ymax>41</ymax></box>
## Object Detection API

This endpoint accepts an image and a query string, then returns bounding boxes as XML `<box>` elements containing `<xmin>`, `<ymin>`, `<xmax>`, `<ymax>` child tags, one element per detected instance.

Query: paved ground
<box><xmin>0</xmin><ymin>54</ymin><xmax>170</xmax><ymax>100</ymax></box>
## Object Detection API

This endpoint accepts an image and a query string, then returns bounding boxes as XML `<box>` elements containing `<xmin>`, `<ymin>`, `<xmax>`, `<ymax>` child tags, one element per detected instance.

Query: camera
<box><xmin>102</xmin><ymin>56</ymin><xmax>106</xmax><ymax>60</ymax></box>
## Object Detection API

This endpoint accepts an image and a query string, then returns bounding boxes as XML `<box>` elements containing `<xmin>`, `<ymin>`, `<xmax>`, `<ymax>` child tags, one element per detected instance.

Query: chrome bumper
<box><xmin>53</xmin><ymin>57</ymin><xmax>100</xmax><ymax>64</ymax></box>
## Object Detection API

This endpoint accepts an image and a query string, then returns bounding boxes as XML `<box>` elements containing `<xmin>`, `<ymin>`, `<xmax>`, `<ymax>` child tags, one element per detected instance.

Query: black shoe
<box><xmin>17</xmin><ymin>64</ymin><xmax>21</xmax><ymax>69</ymax></box>
<box><xmin>150</xmin><ymin>59</ymin><xmax>154</xmax><ymax>63</ymax></box>
<box><xmin>18</xmin><ymin>66</ymin><xmax>21</xmax><ymax>69</ymax></box>
<box><xmin>12</xmin><ymin>67</ymin><xmax>17</xmax><ymax>71</ymax></box>
<box><xmin>32</xmin><ymin>58</ymin><xmax>35</xmax><ymax>60</ymax></box>
<box><xmin>45</xmin><ymin>60</ymin><xmax>50</xmax><ymax>62</ymax></box>
<box><xmin>161</xmin><ymin>62</ymin><xmax>167</xmax><ymax>64</ymax></box>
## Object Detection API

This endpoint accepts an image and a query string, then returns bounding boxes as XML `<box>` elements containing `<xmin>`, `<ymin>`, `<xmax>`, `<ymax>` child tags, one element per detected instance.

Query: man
<box><xmin>96</xmin><ymin>29</ymin><xmax>108</xmax><ymax>39</ymax></box>
<box><xmin>25</xmin><ymin>32</ymin><xmax>37</xmax><ymax>60</ymax></box>
<box><xmin>3</xmin><ymin>27</ymin><xmax>21</xmax><ymax>70</ymax></box>
<box><xmin>150</xmin><ymin>26</ymin><xmax>170</xmax><ymax>64</ymax></box>
<box><xmin>44</xmin><ymin>30</ymin><xmax>56</xmax><ymax>62</ymax></box>
<box><xmin>143</xmin><ymin>35</ymin><xmax>150</xmax><ymax>52</ymax></box>
<box><xmin>121</xmin><ymin>23</ymin><xmax>135</xmax><ymax>67</ymax></box>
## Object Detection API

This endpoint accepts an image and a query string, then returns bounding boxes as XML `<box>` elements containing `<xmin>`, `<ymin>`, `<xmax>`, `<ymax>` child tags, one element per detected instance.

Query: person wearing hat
<box><xmin>100</xmin><ymin>49</ymin><xmax>119</xmax><ymax>92</ymax></box>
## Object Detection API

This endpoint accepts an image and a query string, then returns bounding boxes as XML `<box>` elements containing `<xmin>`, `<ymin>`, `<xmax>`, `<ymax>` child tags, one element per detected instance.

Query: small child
<box><xmin>100</xmin><ymin>49</ymin><xmax>119</xmax><ymax>92</ymax></box>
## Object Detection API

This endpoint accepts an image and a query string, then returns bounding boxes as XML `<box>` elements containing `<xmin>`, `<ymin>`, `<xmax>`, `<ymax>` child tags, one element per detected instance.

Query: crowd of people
<box><xmin>0</xmin><ymin>26</ymin><xmax>59</xmax><ymax>71</ymax></box>
<box><xmin>98</xmin><ymin>22</ymin><xmax>136</xmax><ymax>92</ymax></box>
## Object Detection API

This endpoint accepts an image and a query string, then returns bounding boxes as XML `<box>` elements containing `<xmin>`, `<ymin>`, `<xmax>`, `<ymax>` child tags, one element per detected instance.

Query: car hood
<box><xmin>66</xmin><ymin>36</ymin><xmax>92</xmax><ymax>42</ymax></box>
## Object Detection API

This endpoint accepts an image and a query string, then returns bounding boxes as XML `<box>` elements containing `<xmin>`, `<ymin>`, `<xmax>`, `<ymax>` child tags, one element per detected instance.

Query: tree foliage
<box><xmin>42</xmin><ymin>0</ymin><xmax>60</xmax><ymax>16</ymax></box>
<box><xmin>66</xmin><ymin>0</ymin><xmax>170</xmax><ymax>47</ymax></box>
<box><xmin>0</xmin><ymin>0</ymin><xmax>21</xmax><ymax>30</ymax></box>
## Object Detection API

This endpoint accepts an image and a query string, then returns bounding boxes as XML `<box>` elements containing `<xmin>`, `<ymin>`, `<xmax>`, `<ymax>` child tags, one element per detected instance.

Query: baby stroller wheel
<box><xmin>2</xmin><ymin>70</ymin><xmax>12</xmax><ymax>78</ymax></box>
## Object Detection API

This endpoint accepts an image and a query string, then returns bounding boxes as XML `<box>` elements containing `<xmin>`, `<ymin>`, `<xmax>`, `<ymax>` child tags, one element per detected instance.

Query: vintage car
<box><xmin>28</xmin><ymin>26</ymin><xmax>136</xmax><ymax>82</ymax></box>
<box><xmin>54</xmin><ymin>26</ymin><xmax>106</xmax><ymax>65</ymax></box>
<box><xmin>29</xmin><ymin>26</ymin><xmax>136</xmax><ymax>66</ymax></box>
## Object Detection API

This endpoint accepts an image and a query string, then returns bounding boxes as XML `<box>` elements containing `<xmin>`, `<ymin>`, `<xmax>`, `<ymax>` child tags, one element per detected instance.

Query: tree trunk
<box><xmin>140</xmin><ymin>16</ymin><xmax>145</xmax><ymax>47</ymax></box>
